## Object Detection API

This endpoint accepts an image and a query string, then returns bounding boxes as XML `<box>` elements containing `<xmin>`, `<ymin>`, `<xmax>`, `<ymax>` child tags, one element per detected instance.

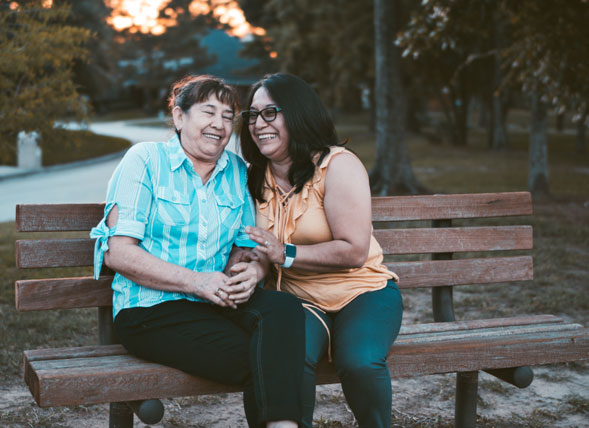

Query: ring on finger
<box><xmin>214</xmin><ymin>288</ymin><xmax>223</xmax><ymax>297</ymax></box>
<box><xmin>264</xmin><ymin>240</ymin><xmax>270</xmax><ymax>246</ymax></box>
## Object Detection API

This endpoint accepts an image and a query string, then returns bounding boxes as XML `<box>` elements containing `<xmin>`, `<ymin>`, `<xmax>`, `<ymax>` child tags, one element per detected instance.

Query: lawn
<box><xmin>1</xmin><ymin>111</ymin><xmax>587</xmax><ymax>427</ymax></box>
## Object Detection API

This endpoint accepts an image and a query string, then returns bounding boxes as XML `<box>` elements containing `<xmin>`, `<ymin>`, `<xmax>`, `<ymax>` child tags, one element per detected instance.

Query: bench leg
<box><xmin>455</xmin><ymin>371</ymin><xmax>478</xmax><ymax>428</ymax></box>
<box><xmin>109</xmin><ymin>402</ymin><xmax>133</xmax><ymax>428</ymax></box>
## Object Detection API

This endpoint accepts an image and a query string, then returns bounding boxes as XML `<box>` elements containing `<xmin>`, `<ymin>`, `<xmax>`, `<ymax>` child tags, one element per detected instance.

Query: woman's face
<box><xmin>248</xmin><ymin>87</ymin><xmax>290</xmax><ymax>163</ymax></box>
<box><xmin>173</xmin><ymin>94</ymin><xmax>234</xmax><ymax>164</ymax></box>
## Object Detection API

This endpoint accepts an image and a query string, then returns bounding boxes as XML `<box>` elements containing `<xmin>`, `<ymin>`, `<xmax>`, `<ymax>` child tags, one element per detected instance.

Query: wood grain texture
<box><xmin>371</xmin><ymin>192</ymin><xmax>532</xmax><ymax>221</ymax></box>
<box><xmin>16</xmin><ymin>204</ymin><xmax>105</xmax><ymax>232</ymax></box>
<box><xmin>16</xmin><ymin>226</ymin><xmax>533</xmax><ymax>269</ymax></box>
<box><xmin>14</xmin><ymin>257</ymin><xmax>533</xmax><ymax>311</ymax></box>
<box><xmin>23</xmin><ymin>322</ymin><xmax>588</xmax><ymax>407</ymax></box>
<box><xmin>375</xmin><ymin>226</ymin><xmax>533</xmax><ymax>255</ymax></box>
<box><xmin>15</xmin><ymin>277</ymin><xmax>114</xmax><ymax>311</ymax></box>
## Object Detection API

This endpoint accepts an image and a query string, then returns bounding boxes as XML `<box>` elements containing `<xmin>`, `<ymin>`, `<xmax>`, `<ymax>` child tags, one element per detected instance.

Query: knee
<box><xmin>334</xmin><ymin>350</ymin><xmax>386</xmax><ymax>380</ymax></box>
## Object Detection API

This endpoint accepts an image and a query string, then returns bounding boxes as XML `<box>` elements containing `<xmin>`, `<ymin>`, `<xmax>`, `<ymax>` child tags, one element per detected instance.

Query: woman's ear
<box><xmin>172</xmin><ymin>106</ymin><xmax>183</xmax><ymax>133</ymax></box>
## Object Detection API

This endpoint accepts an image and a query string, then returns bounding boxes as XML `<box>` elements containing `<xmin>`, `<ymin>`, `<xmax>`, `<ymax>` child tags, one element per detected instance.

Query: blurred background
<box><xmin>1</xmin><ymin>0</ymin><xmax>588</xmax><ymax>199</ymax></box>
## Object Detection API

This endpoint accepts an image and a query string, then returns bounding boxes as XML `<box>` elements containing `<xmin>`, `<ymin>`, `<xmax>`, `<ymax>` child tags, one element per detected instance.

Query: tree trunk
<box><xmin>490</xmin><ymin>8</ymin><xmax>508</xmax><ymax>150</ymax></box>
<box><xmin>576</xmin><ymin>114</ymin><xmax>586</xmax><ymax>154</ymax></box>
<box><xmin>528</xmin><ymin>92</ymin><xmax>550</xmax><ymax>197</ymax></box>
<box><xmin>370</xmin><ymin>0</ymin><xmax>423</xmax><ymax>195</ymax></box>
<box><xmin>450</xmin><ymin>77</ymin><xmax>468</xmax><ymax>146</ymax></box>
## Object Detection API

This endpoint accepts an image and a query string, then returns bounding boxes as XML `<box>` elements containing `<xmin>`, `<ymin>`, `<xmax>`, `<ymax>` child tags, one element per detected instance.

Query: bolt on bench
<box><xmin>15</xmin><ymin>192</ymin><xmax>588</xmax><ymax>428</ymax></box>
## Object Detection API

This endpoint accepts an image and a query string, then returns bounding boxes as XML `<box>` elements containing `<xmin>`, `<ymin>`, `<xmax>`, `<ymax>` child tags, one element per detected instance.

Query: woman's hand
<box><xmin>246</xmin><ymin>226</ymin><xmax>285</xmax><ymax>265</ymax></box>
<box><xmin>225</xmin><ymin>262</ymin><xmax>261</xmax><ymax>304</ymax></box>
<box><xmin>192</xmin><ymin>271</ymin><xmax>238</xmax><ymax>309</ymax></box>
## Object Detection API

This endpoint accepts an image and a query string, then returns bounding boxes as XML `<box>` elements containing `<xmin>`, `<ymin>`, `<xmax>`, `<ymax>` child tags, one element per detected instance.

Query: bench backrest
<box><xmin>15</xmin><ymin>192</ymin><xmax>533</xmax><ymax>313</ymax></box>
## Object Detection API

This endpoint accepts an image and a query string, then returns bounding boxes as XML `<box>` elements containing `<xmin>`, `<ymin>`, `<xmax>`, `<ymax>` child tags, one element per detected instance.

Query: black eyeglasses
<box><xmin>242</xmin><ymin>107</ymin><xmax>283</xmax><ymax>125</ymax></box>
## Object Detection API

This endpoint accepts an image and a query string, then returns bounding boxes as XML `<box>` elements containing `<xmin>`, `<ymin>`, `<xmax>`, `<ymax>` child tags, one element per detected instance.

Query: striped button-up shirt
<box><xmin>91</xmin><ymin>135</ymin><xmax>256</xmax><ymax>318</ymax></box>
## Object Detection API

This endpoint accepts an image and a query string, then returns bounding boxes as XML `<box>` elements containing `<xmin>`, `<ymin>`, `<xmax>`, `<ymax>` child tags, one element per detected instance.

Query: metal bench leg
<box><xmin>455</xmin><ymin>371</ymin><xmax>478</xmax><ymax>428</ymax></box>
<box><xmin>109</xmin><ymin>402</ymin><xmax>133</xmax><ymax>428</ymax></box>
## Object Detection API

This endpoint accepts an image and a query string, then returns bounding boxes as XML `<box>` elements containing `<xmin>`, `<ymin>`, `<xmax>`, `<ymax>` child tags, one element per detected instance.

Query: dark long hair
<box><xmin>240</xmin><ymin>73</ymin><xmax>343</xmax><ymax>203</ymax></box>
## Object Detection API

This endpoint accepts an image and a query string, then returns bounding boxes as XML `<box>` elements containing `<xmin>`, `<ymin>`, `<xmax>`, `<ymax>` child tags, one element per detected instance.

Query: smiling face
<box><xmin>173</xmin><ymin>94</ymin><xmax>234</xmax><ymax>165</ymax></box>
<box><xmin>248</xmin><ymin>87</ymin><xmax>290</xmax><ymax>163</ymax></box>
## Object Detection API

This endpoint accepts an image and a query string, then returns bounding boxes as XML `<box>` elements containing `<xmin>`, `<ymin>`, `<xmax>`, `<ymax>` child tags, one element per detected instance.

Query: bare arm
<box><xmin>103</xmin><ymin>205</ymin><xmax>238</xmax><ymax>308</ymax></box>
<box><xmin>248</xmin><ymin>152</ymin><xmax>372</xmax><ymax>272</ymax></box>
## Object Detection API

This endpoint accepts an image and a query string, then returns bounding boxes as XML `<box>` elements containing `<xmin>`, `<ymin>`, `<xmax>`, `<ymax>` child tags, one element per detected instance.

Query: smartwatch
<box><xmin>281</xmin><ymin>243</ymin><xmax>297</xmax><ymax>268</ymax></box>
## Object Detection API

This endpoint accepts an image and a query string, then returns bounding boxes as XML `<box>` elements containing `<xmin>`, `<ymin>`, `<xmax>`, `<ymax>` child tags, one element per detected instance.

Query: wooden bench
<box><xmin>15</xmin><ymin>191</ymin><xmax>588</xmax><ymax>428</ymax></box>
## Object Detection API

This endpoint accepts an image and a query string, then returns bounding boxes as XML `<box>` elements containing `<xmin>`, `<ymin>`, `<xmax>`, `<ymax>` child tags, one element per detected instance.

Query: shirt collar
<box><xmin>166</xmin><ymin>134</ymin><xmax>230</xmax><ymax>177</ymax></box>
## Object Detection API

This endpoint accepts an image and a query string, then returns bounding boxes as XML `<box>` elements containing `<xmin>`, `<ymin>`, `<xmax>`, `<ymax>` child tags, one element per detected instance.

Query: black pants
<box><xmin>114</xmin><ymin>288</ymin><xmax>305</xmax><ymax>427</ymax></box>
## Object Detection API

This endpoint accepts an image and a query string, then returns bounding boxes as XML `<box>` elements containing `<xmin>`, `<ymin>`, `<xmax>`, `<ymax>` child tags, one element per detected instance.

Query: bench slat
<box><xmin>15</xmin><ymin>193</ymin><xmax>532</xmax><ymax>232</ymax></box>
<box><xmin>15</xmin><ymin>276</ymin><xmax>114</xmax><ymax>311</ymax></box>
<box><xmin>16</xmin><ymin>226</ymin><xmax>532</xmax><ymax>269</ymax></box>
<box><xmin>388</xmin><ymin>256</ymin><xmax>533</xmax><ymax>288</ymax></box>
<box><xmin>14</xmin><ymin>257</ymin><xmax>533</xmax><ymax>311</ymax></box>
<box><xmin>24</xmin><ymin>325</ymin><xmax>588</xmax><ymax>407</ymax></box>
<box><xmin>16</xmin><ymin>204</ymin><xmax>105</xmax><ymax>232</ymax></box>
<box><xmin>375</xmin><ymin>226</ymin><xmax>533</xmax><ymax>255</ymax></box>
<box><xmin>371</xmin><ymin>192</ymin><xmax>532</xmax><ymax>221</ymax></box>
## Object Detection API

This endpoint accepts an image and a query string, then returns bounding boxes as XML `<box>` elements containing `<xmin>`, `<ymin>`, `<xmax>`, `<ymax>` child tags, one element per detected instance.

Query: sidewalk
<box><xmin>0</xmin><ymin>119</ymin><xmax>239</xmax><ymax>223</ymax></box>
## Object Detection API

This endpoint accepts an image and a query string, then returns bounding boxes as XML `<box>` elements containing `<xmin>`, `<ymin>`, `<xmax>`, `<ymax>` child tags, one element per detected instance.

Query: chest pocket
<box><xmin>155</xmin><ymin>187</ymin><xmax>190</xmax><ymax>225</ymax></box>
<box><xmin>215</xmin><ymin>193</ymin><xmax>244</xmax><ymax>229</ymax></box>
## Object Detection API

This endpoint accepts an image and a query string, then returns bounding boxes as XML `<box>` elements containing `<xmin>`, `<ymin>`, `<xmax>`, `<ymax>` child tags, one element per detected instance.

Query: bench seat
<box><xmin>25</xmin><ymin>315</ymin><xmax>588</xmax><ymax>407</ymax></box>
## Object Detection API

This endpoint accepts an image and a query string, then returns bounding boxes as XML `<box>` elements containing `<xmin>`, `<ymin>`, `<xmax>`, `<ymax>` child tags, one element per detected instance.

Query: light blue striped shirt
<box><xmin>90</xmin><ymin>135</ymin><xmax>256</xmax><ymax>319</ymax></box>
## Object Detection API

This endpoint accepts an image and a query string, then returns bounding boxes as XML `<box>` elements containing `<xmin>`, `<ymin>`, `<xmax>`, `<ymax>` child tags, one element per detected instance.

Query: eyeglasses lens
<box><xmin>246</xmin><ymin>107</ymin><xmax>279</xmax><ymax>124</ymax></box>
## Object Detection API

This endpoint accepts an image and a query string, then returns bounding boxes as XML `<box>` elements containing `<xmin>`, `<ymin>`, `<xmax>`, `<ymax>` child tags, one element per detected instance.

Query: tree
<box><xmin>397</xmin><ymin>0</ymin><xmax>506</xmax><ymax>147</ymax></box>
<box><xmin>0</xmin><ymin>1</ymin><xmax>91</xmax><ymax>164</ymax></box>
<box><xmin>399</xmin><ymin>0</ymin><xmax>589</xmax><ymax>197</ymax></box>
<box><xmin>115</xmin><ymin>4</ymin><xmax>215</xmax><ymax>114</ymax></box>
<box><xmin>370</xmin><ymin>0</ymin><xmax>423</xmax><ymax>195</ymax></box>
<box><xmin>54</xmin><ymin>0</ymin><xmax>118</xmax><ymax>113</ymax></box>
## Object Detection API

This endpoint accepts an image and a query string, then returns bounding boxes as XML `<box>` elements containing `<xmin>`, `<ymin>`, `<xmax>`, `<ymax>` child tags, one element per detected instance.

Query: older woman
<box><xmin>91</xmin><ymin>75</ymin><xmax>304</xmax><ymax>428</ymax></box>
<box><xmin>240</xmin><ymin>73</ymin><xmax>403</xmax><ymax>428</ymax></box>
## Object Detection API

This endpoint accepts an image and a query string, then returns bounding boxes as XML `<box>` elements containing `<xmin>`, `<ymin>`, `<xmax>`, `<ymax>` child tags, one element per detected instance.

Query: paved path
<box><xmin>0</xmin><ymin>119</ymin><xmax>240</xmax><ymax>222</ymax></box>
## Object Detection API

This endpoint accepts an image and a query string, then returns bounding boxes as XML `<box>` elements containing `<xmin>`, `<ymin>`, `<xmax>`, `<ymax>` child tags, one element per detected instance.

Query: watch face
<box><xmin>285</xmin><ymin>243</ymin><xmax>296</xmax><ymax>258</ymax></box>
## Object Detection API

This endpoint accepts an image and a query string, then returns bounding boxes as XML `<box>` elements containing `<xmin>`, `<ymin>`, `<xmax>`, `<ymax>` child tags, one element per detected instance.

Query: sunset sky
<box><xmin>105</xmin><ymin>0</ymin><xmax>265</xmax><ymax>38</ymax></box>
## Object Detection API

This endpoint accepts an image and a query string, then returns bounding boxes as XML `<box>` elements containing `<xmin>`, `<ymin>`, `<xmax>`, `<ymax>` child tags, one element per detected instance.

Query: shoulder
<box><xmin>322</xmin><ymin>147</ymin><xmax>366</xmax><ymax>177</ymax></box>
<box><xmin>123</xmin><ymin>142</ymin><xmax>163</xmax><ymax>163</ymax></box>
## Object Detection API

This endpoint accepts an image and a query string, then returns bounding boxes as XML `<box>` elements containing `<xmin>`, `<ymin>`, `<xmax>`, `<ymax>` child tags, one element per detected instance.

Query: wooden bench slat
<box><xmin>25</xmin><ymin>325</ymin><xmax>588</xmax><ymax>407</ymax></box>
<box><xmin>14</xmin><ymin>257</ymin><xmax>533</xmax><ymax>311</ymax></box>
<box><xmin>388</xmin><ymin>256</ymin><xmax>534</xmax><ymax>288</ymax></box>
<box><xmin>15</xmin><ymin>193</ymin><xmax>532</xmax><ymax>232</ymax></box>
<box><xmin>399</xmin><ymin>315</ymin><xmax>562</xmax><ymax>335</ymax></box>
<box><xmin>16</xmin><ymin>204</ymin><xmax>105</xmax><ymax>232</ymax></box>
<box><xmin>375</xmin><ymin>226</ymin><xmax>533</xmax><ymax>255</ymax></box>
<box><xmin>16</xmin><ymin>226</ymin><xmax>533</xmax><ymax>269</ymax></box>
<box><xmin>371</xmin><ymin>192</ymin><xmax>532</xmax><ymax>221</ymax></box>
<box><xmin>16</xmin><ymin>238</ymin><xmax>95</xmax><ymax>268</ymax></box>
<box><xmin>15</xmin><ymin>276</ymin><xmax>114</xmax><ymax>311</ymax></box>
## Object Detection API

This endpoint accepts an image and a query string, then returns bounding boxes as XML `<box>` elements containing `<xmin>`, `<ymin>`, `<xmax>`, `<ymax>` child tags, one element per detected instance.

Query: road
<box><xmin>0</xmin><ymin>119</ymin><xmax>240</xmax><ymax>222</ymax></box>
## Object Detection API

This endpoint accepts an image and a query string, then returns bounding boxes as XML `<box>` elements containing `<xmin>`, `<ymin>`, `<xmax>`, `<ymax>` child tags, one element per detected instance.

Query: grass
<box><xmin>1</xmin><ymin>111</ymin><xmax>588</xmax><ymax>427</ymax></box>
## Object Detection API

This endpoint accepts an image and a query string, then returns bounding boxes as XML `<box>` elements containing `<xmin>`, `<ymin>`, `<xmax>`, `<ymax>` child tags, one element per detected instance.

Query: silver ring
<box><xmin>264</xmin><ymin>240</ymin><xmax>270</xmax><ymax>246</ymax></box>
<box><xmin>215</xmin><ymin>288</ymin><xmax>223</xmax><ymax>297</ymax></box>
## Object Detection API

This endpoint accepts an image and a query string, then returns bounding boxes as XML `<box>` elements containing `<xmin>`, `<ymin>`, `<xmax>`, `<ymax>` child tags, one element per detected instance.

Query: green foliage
<box><xmin>0</xmin><ymin>1</ymin><xmax>91</xmax><ymax>164</ymax></box>
<box><xmin>242</xmin><ymin>0</ymin><xmax>376</xmax><ymax>111</ymax></box>
<box><xmin>399</xmin><ymin>0</ymin><xmax>589</xmax><ymax>119</ymax></box>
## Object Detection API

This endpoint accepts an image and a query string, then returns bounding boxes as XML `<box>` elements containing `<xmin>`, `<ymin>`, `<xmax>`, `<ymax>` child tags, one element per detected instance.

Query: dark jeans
<box><xmin>114</xmin><ymin>288</ymin><xmax>305</xmax><ymax>427</ymax></box>
<box><xmin>301</xmin><ymin>281</ymin><xmax>403</xmax><ymax>428</ymax></box>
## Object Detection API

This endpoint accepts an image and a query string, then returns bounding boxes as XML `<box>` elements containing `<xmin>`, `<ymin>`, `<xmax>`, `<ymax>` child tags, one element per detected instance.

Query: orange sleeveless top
<box><xmin>256</xmin><ymin>146</ymin><xmax>399</xmax><ymax>312</ymax></box>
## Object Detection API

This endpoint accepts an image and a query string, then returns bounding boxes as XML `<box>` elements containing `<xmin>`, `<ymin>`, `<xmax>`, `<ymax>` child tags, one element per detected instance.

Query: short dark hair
<box><xmin>240</xmin><ymin>73</ymin><xmax>342</xmax><ymax>203</ymax></box>
<box><xmin>168</xmin><ymin>74</ymin><xmax>240</xmax><ymax>114</ymax></box>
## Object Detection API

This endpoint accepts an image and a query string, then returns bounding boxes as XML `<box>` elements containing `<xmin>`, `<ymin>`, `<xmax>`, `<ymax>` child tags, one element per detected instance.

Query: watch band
<box><xmin>281</xmin><ymin>243</ymin><xmax>296</xmax><ymax>268</ymax></box>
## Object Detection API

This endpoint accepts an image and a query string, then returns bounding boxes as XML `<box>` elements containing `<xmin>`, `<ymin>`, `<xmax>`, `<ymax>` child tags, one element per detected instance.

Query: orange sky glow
<box><xmin>105</xmin><ymin>0</ymin><xmax>265</xmax><ymax>38</ymax></box>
